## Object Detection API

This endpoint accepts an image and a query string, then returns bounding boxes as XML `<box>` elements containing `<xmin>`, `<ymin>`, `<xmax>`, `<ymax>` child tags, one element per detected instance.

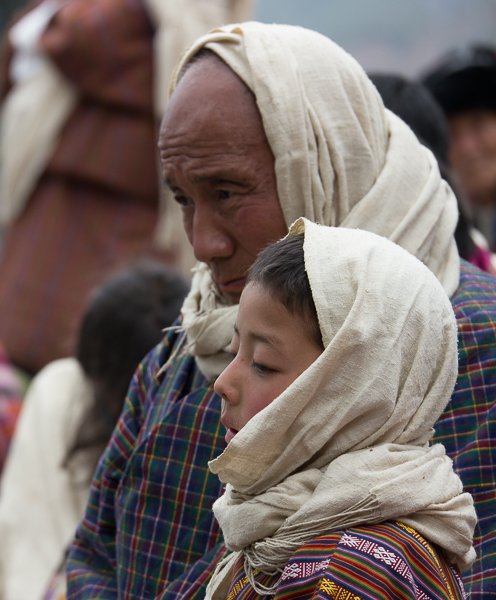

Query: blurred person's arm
<box><xmin>39</xmin><ymin>0</ymin><xmax>154</xmax><ymax>111</ymax></box>
<box><xmin>0</xmin><ymin>359</ymin><xmax>89</xmax><ymax>600</ymax></box>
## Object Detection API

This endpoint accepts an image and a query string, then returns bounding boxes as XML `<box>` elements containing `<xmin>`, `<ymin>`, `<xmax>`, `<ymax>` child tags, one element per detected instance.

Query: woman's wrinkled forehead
<box><xmin>160</xmin><ymin>54</ymin><xmax>268</xmax><ymax>155</ymax></box>
<box><xmin>177</xmin><ymin>48</ymin><xmax>227</xmax><ymax>83</ymax></box>
<box><xmin>172</xmin><ymin>42</ymin><xmax>255</xmax><ymax>105</ymax></box>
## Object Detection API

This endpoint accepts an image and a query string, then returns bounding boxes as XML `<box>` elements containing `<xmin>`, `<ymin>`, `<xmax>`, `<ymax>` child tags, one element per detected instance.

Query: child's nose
<box><xmin>214</xmin><ymin>361</ymin><xmax>238</xmax><ymax>404</ymax></box>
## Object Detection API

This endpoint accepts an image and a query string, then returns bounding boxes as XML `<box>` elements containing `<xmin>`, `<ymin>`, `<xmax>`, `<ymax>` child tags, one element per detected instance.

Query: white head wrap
<box><xmin>174</xmin><ymin>22</ymin><xmax>460</xmax><ymax>378</ymax></box>
<box><xmin>205</xmin><ymin>220</ymin><xmax>475</xmax><ymax>598</ymax></box>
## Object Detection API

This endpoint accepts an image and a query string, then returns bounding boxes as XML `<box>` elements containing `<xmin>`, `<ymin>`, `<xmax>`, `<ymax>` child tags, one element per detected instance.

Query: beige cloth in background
<box><xmin>0</xmin><ymin>359</ymin><xmax>92</xmax><ymax>600</ymax></box>
<box><xmin>172</xmin><ymin>22</ymin><xmax>460</xmax><ymax>378</ymax></box>
<box><xmin>0</xmin><ymin>0</ymin><xmax>77</xmax><ymax>226</ymax></box>
<box><xmin>206</xmin><ymin>220</ymin><xmax>476</xmax><ymax>599</ymax></box>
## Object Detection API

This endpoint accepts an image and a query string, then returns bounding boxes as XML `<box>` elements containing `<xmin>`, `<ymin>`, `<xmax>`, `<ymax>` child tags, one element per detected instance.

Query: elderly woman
<box><xmin>67</xmin><ymin>23</ymin><xmax>496</xmax><ymax>600</ymax></box>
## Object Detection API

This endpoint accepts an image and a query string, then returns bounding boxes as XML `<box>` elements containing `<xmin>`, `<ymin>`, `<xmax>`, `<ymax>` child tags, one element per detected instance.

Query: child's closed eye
<box><xmin>251</xmin><ymin>362</ymin><xmax>276</xmax><ymax>375</ymax></box>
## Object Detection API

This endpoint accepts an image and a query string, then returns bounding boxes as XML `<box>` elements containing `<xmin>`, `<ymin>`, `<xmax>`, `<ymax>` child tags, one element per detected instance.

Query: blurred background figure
<box><xmin>370</xmin><ymin>73</ymin><xmax>496</xmax><ymax>274</ymax></box>
<box><xmin>0</xmin><ymin>262</ymin><xmax>189</xmax><ymax>600</ymax></box>
<box><xmin>423</xmin><ymin>46</ymin><xmax>496</xmax><ymax>251</ymax></box>
<box><xmin>0</xmin><ymin>0</ymin><xmax>252</xmax><ymax>375</ymax></box>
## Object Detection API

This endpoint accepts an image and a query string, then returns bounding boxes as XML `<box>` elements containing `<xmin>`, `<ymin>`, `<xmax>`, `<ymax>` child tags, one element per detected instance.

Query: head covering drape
<box><xmin>205</xmin><ymin>220</ymin><xmax>475</xmax><ymax>598</ymax></box>
<box><xmin>174</xmin><ymin>22</ymin><xmax>460</xmax><ymax>378</ymax></box>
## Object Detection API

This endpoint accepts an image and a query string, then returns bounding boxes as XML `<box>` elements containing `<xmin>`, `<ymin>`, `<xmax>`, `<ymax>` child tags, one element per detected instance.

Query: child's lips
<box><xmin>225</xmin><ymin>427</ymin><xmax>238</xmax><ymax>444</ymax></box>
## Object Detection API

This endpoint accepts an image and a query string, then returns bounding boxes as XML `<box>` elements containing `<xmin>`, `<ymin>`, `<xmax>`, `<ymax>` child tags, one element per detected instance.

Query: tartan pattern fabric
<box><xmin>225</xmin><ymin>522</ymin><xmax>466</xmax><ymax>600</ymax></box>
<box><xmin>67</xmin><ymin>327</ymin><xmax>226</xmax><ymax>600</ymax></box>
<box><xmin>434</xmin><ymin>260</ymin><xmax>496</xmax><ymax>599</ymax></box>
<box><xmin>0</xmin><ymin>0</ymin><xmax>165</xmax><ymax>373</ymax></box>
<box><xmin>67</xmin><ymin>261</ymin><xmax>496</xmax><ymax>600</ymax></box>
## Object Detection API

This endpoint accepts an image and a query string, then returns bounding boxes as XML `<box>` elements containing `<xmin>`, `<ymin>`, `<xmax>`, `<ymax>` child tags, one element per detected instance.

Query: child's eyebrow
<box><xmin>250</xmin><ymin>332</ymin><xmax>282</xmax><ymax>349</ymax></box>
<box><xmin>234</xmin><ymin>323</ymin><xmax>282</xmax><ymax>349</ymax></box>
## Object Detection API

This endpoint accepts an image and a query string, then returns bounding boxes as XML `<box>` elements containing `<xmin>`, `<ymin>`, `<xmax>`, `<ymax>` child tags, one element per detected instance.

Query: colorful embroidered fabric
<box><xmin>0</xmin><ymin>341</ymin><xmax>23</xmax><ymax>473</ymax></box>
<box><xmin>67</xmin><ymin>261</ymin><xmax>496</xmax><ymax>600</ymax></box>
<box><xmin>226</xmin><ymin>522</ymin><xmax>466</xmax><ymax>600</ymax></box>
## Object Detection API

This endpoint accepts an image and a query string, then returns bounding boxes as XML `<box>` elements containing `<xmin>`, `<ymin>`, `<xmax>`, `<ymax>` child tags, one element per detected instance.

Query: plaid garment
<box><xmin>67</xmin><ymin>261</ymin><xmax>496</xmax><ymax>600</ymax></box>
<box><xmin>67</xmin><ymin>328</ymin><xmax>226</xmax><ymax>600</ymax></box>
<box><xmin>0</xmin><ymin>0</ymin><xmax>167</xmax><ymax>373</ymax></box>
<box><xmin>434</xmin><ymin>260</ymin><xmax>496</xmax><ymax>599</ymax></box>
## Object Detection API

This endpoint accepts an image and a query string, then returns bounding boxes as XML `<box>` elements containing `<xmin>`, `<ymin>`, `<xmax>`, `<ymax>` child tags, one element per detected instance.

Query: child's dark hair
<box><xmin>64</xmin><ymin>261</ymin><xmax>189</xmax><ymax>480</ymax></box>
<box><xmin>248</xmin><ymin>234</ymin><xmax>324</xmax><ymax>350</ymax></box>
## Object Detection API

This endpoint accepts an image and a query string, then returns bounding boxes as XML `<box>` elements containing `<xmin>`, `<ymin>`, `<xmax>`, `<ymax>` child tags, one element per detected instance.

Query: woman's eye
<box><xmin>218</xmin><ymin>190</ymin><xmax>231</xmax><ymax>200</ymax></box>
<box><xmin>252</xmin><ymin>362</ymin><xmax>275</xmax><ymax>375</ymax></box>
<box><xmin>174</xmin><ymin>195</ymin><xmax>191</xmax><ymax>207</ymax></box>
<box><xmin>225</xmin><ymin>351</ymin><xmax>237</xmax><ymax>361</ymax></box>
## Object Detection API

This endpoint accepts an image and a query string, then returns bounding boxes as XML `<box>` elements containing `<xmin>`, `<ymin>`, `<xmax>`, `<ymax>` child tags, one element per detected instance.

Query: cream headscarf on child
<box><xmin>174</xmin><ymin>22</ymin><xmax>460</xmax><ymax>379</ymax></box>
<box><xmin>205</xmin><ymin>219</ymin><xmax>475</xmax><ymax>599</ymax></box>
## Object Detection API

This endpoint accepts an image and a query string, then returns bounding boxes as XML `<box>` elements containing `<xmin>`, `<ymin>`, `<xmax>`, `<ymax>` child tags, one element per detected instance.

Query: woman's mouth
<box><xmin>225</xmin><ymin>427</ymin><xmax>238</xmax><ymax>443</ymax></box>
<box><xmin>217</xmin><ymin>277</ymin><xmax>247</xmax><ymax>295</ymax></box>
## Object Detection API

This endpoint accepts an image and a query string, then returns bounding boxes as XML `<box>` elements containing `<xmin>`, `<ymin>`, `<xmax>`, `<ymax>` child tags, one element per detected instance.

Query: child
<box><xmin>0</xmin><ymin>262</ymin><xmax>189</xmax><ymax>600</ymax></box>
<box><xmin>209</xmin><ymin>218</ymin><xmax>476</xmax><ymax>600</ymax></box>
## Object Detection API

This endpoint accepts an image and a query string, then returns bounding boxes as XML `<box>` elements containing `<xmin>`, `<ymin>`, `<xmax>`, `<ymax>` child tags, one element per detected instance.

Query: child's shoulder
<box><xmin>227</xmin><ymin>523</ymin><xmax>465</xmax><ymax>600</ymax></box>
<box><xmin>276</xmin><ymin>521</ymin><xmax>466</xmax><ymax>600</ymax></box>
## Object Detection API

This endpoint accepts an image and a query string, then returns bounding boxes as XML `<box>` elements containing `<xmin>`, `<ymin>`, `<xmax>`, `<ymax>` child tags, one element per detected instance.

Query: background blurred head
<box><xmin>423</xmin><ymin>46</ymin><xmax>496</xmax><ymax>205</ymax></box>
<box><xmin>370</xmin><ymin>74</ymin><xmax>449</xmax><ymax>163</ymax></box>
<box><xmin>65</xmin><ymin>261</ymin><xmax>189</xmax><ymax>476</ymax></box>
<box><xmin>370</xmin><ymin>72</ymin><xmax>475</xmax><ymax>262</ymax></box>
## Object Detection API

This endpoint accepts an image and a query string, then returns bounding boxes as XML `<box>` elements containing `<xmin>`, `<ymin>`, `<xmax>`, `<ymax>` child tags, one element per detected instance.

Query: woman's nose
<box><xmin>190</xmin><ymin>207</ymin><xmax>235</xmax><ymax>265</ymax></box>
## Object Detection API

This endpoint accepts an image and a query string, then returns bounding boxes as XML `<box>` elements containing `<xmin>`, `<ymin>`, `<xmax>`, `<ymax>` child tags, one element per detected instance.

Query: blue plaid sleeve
<box><xmin>434</xmin><ymin>261</ymin><xmax>496</xmax><ymax>599</ymax></box>
<box><xmin>66</xmin><ymin>328</ymin><xmax>179</xmax><ymax>599</ymax></box>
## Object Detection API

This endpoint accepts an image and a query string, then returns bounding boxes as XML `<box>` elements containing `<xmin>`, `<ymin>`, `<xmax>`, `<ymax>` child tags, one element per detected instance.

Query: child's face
<box><xmin>214</xmin><ymin>282</ymin><xmax>323</xmax><ymax>444</ymax></box>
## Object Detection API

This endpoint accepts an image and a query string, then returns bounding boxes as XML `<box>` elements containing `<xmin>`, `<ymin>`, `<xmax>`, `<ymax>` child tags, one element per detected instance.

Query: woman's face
<box><xmin>159</xmin><ymin>57</ymin><xmax>288</xmax><ymax>306</ymax></box>
<box><xmin>214</xmin><ymin>282</ymin><xmax>322</xmax><ymax>443</ymax></box>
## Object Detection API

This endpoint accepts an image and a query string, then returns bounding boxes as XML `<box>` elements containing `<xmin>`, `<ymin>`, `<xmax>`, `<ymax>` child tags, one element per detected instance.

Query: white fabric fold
<box><xmin>181</xmin><ymin>263</ymin><xmax>238</xmax><ymax>380</ymax></box>
<box><xmin>0</xmin><ymin>1</ymin><xmax>77</xmax><ymax>226</ymax></box>
<box><xmin>205</xmin><ymin>220</ymin><xmax>475</xmax><ymax>599</ymax></box>
<box><xmin>170</xmin><ymin>22</ymin><xmax>461</xmax><ymax>378</ymax></box>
